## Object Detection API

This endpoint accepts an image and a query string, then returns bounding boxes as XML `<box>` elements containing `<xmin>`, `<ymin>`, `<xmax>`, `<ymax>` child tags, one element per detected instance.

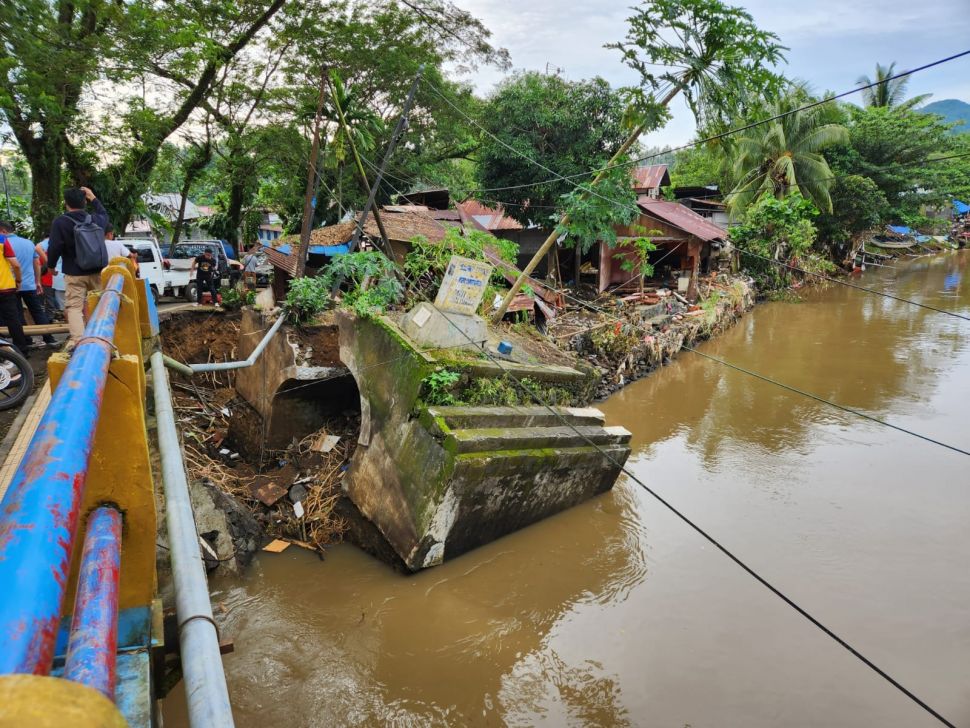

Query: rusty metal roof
<box><xmin>637</xmin><ymin>196</ymin><xmax>726</xmax><ymax>242</ymax></box>
<box><xmin>631</xmin><ymin>165</ymin><xmax>670</xmax><ymax>192</ymax></box>
<box><xmin>457</xmin><ymin>200</ymin><xmax>523</xmax><ymax>231</ymax></box>
<box><xmin>261</xmin><ymin>244</ymin><xmax>298</xmax><ymax>276</ymax></box>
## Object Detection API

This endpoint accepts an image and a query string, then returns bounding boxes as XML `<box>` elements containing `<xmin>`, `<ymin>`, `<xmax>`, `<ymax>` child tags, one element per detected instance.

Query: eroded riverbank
<box><xmin>165</xmin><ymin>251</ymin><xmax>970</xmax><ymax>727</ymax></box>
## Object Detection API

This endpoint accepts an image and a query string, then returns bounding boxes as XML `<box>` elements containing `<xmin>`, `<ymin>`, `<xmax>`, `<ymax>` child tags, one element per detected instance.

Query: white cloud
<box><xmin>459</xmin><ymin>0</ymin><xmax>970</xmax><ymax>146</ymax></box>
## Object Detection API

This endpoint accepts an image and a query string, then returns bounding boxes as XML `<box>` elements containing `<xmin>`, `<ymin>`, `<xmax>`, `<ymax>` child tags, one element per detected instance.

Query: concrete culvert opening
<box><xmin>158</xmin><ymin>308</ymin><xmax>373</xmax><ymax>572</ymax></box>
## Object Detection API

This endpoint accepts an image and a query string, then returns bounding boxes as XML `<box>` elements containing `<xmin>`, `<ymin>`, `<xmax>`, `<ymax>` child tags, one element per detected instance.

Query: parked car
<box><xmin>166</xmin><ymin>240</ymin><xmax>245</xmax><ymax>301</ymax></box>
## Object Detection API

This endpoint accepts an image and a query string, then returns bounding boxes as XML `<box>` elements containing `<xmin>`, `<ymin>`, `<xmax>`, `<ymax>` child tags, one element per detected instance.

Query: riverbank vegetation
<box><xmin>2</xmin><ymin>0</ymin><xmax>966</xmax><ymax>289</ymax></box>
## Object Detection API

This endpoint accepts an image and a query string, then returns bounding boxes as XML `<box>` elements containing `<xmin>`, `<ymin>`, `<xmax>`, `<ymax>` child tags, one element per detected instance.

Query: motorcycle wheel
<box><xmin>0</xmin><ymin>348</ymin><xmax>34</xmax><ymax>411</ymax></box>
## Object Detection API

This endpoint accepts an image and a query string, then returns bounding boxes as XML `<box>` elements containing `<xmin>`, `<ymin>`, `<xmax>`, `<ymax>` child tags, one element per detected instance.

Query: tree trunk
<box><xmin>171</xmin><ymin>143</ymin><xmax>211</xmax><ymax>246</ymax></box>
<box><xmin>27</xmin><ymin>141</ymin><xmax>64</xmax><ymax>241</ymax></box>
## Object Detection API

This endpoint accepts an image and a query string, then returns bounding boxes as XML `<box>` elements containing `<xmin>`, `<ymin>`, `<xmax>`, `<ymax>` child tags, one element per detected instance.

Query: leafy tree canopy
<box><xmin>473</xmin><ymin>72</ymin><xmax>630</xmax><ymax>226</ymax></box>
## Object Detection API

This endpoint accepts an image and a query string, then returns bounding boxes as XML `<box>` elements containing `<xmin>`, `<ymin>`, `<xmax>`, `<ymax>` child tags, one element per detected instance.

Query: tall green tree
<box><xmin>474</xmin><ymin>72</ymin><xmax>630</xmax><ymax>225</ymax></box>
<box><xmin>727</xmin><ymin>93</ymin><xmax>848</xmax><ymax>214</ymax></box>
<box><xmin>495</xmin><ymin>0</ymin><xmax>789</xmax><ymax>317</ymax></box>
<box><xmin>0</xmin><ymin>0</ymin><xmax>116</xmax><ymax>237</ymax></box>
<box><xmin>856</xmin><ymin>62</ymin><xmax>930</xmax><ymax>110</ymax></box>
<box><xmin>826</xmin><ymin>104</ymin><xmax>957</xmax><ymax>217</ymax></box>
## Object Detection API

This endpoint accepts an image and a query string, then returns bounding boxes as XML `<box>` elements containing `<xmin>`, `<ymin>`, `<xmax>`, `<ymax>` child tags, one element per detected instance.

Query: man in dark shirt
<box><xmin>47</xmin><ymin>187</ymin><xmax>109</xmax><ymax>343</ymax></box>
<box><xmin>189</xmin><ymin>248</ymin><xmax>219</xmax><ymax>306</ymax></box>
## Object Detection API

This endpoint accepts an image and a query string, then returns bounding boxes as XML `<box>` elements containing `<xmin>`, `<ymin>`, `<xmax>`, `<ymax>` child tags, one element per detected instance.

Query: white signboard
<box><xmin>434</xmin><ymin>255</ymin><xmax>493</xmax><ymax>315</ymax></box>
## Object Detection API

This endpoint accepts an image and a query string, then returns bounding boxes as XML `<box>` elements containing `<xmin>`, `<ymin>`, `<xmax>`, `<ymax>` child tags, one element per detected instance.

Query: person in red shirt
<box><xmin>0</xmin><ymin>235</ymin><xmax>28</xmax><ymax>357</ymax></box>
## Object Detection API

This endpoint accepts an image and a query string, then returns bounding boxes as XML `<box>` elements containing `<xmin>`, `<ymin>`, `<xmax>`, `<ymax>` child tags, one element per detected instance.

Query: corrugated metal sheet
<box><xmin>637</xmin><ymin>196</ymin><xmax>726</xmax><ymax>242</ymax></box>
<box><xmin>261</xmin><ymin>244</ymin><xmax>298</xmax><ymax>276</ymax></box>
<box><xmin>631</xmin><ymin>165</ymin><xmax>670</xmax><ymax>192</ymax></box>
<box><xmin>456</xmin><ymin>200</ymin><xmax>523</xmax><ymax>231</ymax></box>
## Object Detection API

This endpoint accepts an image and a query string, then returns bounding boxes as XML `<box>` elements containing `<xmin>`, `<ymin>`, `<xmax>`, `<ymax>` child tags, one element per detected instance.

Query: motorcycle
<box><xmin>0</xmin><ymin>338</ymin><xmax>33</xmax><ymax>410</ymax></box>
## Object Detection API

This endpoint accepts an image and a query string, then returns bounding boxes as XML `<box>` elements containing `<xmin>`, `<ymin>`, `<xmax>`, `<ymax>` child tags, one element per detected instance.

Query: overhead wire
<box><xmin>424</xmin><ymin>48</ymin><xmax>970</xmax><ymax>195</ymax></box>
<box><xmin>405</xmin><ymin>256</ymin><xmax>961</xmax><ymax>728</ymax></box>
<box><xmin>309</xmin><ymin>84</ymin><xmax>962</xmax><ymax>726</ymax></box>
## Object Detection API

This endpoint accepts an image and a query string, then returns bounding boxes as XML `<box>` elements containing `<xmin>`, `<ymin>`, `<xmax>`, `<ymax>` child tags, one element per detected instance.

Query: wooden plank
<box><xmin>0</xmin><ymin>324</ymin><xmax>70</xmax><ymax>336</ymax></box>
<box><xmin>0</xmin><ymin>381</ymin><xmax>52</xmax><ymax>502</ymax></box>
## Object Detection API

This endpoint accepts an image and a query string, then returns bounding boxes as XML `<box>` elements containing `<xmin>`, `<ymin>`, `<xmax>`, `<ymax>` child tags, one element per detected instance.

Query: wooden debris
<box><xmin>311</xmin><ymin>433</ymin><xmax>341</xmax><ymax>453</ymax></box>
<box><xmin>262</xmin><ymin>539</ymin><xmax>291</xmax><ymax>553</ymax></box>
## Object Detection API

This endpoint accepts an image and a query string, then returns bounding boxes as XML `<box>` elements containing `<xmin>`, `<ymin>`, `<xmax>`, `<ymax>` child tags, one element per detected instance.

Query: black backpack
<box><xmin>71</xmin><ymin>214</ymin><xmax>108</xmax><ymax>271</ymax></box>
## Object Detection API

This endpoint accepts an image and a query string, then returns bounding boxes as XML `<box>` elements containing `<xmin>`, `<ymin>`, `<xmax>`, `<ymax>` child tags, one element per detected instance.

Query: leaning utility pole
<box><xmin>492</xmin><ymin>84</ymin><xmax>681</xmax><ymax>321</ymax></box>
<box><xmin>295</xmin><ymin>66</ymin><xmax>329</xmax><ymax>278</ymax></box>
<box><xmin>327</xmin><ymin>73</ymin><xmax>392</xmax><ymax>258</ymax></box>
<box><xmin>348</xmin><ymin>65</ymin><xmax>425</xmax><ymax>254</ymax></box>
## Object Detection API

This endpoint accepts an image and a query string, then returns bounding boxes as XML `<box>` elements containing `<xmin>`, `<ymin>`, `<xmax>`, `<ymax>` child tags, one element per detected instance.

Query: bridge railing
<box><xmin>0</xmin><ymin>259</ymin><xmax>168</xmax><ymax>723</ymax></box>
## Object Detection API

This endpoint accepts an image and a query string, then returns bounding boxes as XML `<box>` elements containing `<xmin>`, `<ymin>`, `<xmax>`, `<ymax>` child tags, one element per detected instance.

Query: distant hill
<box><xmin>920</xmin><ymin>99</ymin><xmax>970</xmax><ymax>134</ymax></box>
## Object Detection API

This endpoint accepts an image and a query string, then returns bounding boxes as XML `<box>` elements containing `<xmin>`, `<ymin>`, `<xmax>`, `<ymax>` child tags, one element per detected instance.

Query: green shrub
<box><xmin>422</xmin><ymin>368</ymin><xmax>463</xmax><ymax>405</ymax></box>
<box><xmin>285</xmin><ymin>276</ymin><xmax>331</xmax><ymax>324</ymax></box>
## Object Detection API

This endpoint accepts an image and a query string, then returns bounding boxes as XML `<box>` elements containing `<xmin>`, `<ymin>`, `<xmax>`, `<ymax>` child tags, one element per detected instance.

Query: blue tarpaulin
<box><xmin>954</xmin><ymin>200</ymin><xmax>970</xmax><ymax>215</ymax></box>
<box><xmin>274</xmin><ymin>242</ymin><xmax>350</xmax><ymax>256</ymax></box>
<box><xmin>888</xmin><ymin>225</ymin><xmax>912</xmax><ymax>235</ymax></box>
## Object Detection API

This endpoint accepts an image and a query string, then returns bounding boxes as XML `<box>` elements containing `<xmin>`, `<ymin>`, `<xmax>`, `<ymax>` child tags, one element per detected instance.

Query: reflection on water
<box><xmin>165</xmin><ymin>252</ymin><xmax>970</xmax><ymax>727</ymax></box>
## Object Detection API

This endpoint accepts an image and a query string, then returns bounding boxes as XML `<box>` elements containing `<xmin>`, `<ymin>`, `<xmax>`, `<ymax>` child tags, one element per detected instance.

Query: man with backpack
<box><xmin>47</xmin><ymin>186</ymin><xmax>110</xmax><ymax>344</ymax></box>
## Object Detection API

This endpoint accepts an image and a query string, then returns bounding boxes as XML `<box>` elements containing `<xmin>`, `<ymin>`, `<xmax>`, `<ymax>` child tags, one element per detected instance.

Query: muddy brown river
<box><xmin>164</xmin><ymin>251</ymin><xmax>970</xmax><ymax>727</ymax></box>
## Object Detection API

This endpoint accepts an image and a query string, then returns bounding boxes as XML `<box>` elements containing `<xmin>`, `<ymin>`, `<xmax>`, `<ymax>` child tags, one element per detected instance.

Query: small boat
<box><xmin>870</xmin><ymin>237</ymin><xmax>918</xmax><ymax>250</ymax></box>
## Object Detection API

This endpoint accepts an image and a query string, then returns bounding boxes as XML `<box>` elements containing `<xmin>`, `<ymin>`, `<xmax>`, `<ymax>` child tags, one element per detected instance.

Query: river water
<box><xmin>165</xmin><ymin>252</ymin><xmax>970</xmax><ymax>727</ymax></box>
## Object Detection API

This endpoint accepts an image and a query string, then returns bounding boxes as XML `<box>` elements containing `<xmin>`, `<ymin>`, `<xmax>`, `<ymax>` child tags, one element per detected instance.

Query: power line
<box><xmin>312</xmin><ymin>114</ymin><xmax>960</xmax><ymax>725</ymax></box>
<box><xmin>737</xmin><ymin>249</ymin><xmax>970</xmax><ymax>322</ymax></box>
<box><xmin>425</xmin><ymin>48</ymin><xmax>970</xmax><ymax>196</ymax></box>
<box><xmin>419</xmin><ymin>283</ymin><xmax>958</xmax><ymax>728</ymax></box>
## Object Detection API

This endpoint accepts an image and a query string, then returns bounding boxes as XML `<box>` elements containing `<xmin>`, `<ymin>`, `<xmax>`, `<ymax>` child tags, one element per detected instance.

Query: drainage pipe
<box><xmin>150</xmin><ymin>351</ymin><xmax>235</xmax><ymax>728</ymax></box>
<box><xmin>162</xmin><ymin>354</ymin><xmax>195</xmax><ymax>377</ymax></box>
<box><xmin>189</xmin><ymin>315</ymin><xmax>285</xmax><ymax>373</ymax></box>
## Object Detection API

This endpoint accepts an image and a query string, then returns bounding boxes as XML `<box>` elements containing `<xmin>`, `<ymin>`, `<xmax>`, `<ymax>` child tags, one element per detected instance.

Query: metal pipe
<box><xmin>0</xmin><ymin>274</ymin><xmax>125</xmax><ymax>675</ymax></box>
<box><xmin>163</xmin><ymin>354</ymin><xmax>195</xmax><ymax>377</ymax></box>
<box><xmin>150</xmin><ymin>351</ymin><xmax>234</xmax><ymax>728</ymax></box>
<box><xmin>189</xmin><ymin>314</ymin><xmax>284</xmax><ymax>373</ymax></box>
<box><xmin>64</xmin><ymin>506</ymin><xmax>122</xmax><ymax>700</ymax></box>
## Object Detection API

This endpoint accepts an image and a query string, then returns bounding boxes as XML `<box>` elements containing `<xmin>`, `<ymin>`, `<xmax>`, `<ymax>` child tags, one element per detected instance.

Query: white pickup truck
<box><xmin>122</xmin><ymin>239</ymin><xmax>194</xmax><ymax>301</ymax></box>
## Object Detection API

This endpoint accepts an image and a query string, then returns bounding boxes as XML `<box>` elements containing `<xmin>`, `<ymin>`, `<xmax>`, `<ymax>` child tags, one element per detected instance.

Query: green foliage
<box><xmin>556</xmin><ymin>159</ymin><xmax>641</xmax><ymax>254</ymax></box>
<box><xmin>285</xmin><ymin>276</ymin><xmax>332</xmax><ymax>324</ymax></box>
<box><xmin>826</xmin><ymin>105</ymin><xmax>958</xmax><ymax>218</ymax></box>
<box><xmin>219</xmin><ymin>286</ymin><xmax>257</xmax><ymax>310</ymax></box>
<box><xmin>727</xmin><ymin>91</ymin><xmax>848</xmax><ymax>214</ymax></box>
<box><xmin>422</xmin><ymin>368</ymin><xmax>463</xmax><ymax>406</ymax></box>
<box><xmin>856</xmin><ymin>62</ymin><xmax>930</xmax><ymax>110</ymax></box>
<box><xmin>618</xmin><ymin>234</ymin><xmax>658</xmax><ymax>282</ymax></box>
<box><xmin>730</xmin><ymin>192</ymin><xmax>832</xmax><ymax>291</ymax></box>
<box><xmin>608</xmin><ymin>0</ymin><xmax>788</xmax><ymax>132</ymax></box>
<box><xmin>318</xmin><ymin>251</ymin><xmax>403</xmax><ymax>317</ymax></box>
<box><xmin>669</xmin><ymin>144</ymin><xmax>727</xmax><ymax>189</ymax></box>
<box><xmin>474</xmin><ymin>72</ymin><xmax>631</xmax><ymax>225</ymax></box>
<box><xmin>815</xmin><ymin>175</ymin><xmax>889</xmax><ymax>248</ymax></box>
<box><xmin>464</xmin><ymin>376</ymin><xmax>576</xmax><ymax>408</ymax></box>
<box><xmin>405</xmin><ymin>228</ymin><xmax>517</xmax><ymax>295</ymax></box>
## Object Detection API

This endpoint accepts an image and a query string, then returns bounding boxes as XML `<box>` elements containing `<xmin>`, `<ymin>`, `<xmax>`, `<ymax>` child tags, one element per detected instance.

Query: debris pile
<box><xmin>171</xmin><ymin>382</ymin><xmax>359</xmax><ymax>555</ymax></box>
<box><xmin>548</xmin><ymin>273</ymin><xmax>754</xmax><ymax>397</ymax></box>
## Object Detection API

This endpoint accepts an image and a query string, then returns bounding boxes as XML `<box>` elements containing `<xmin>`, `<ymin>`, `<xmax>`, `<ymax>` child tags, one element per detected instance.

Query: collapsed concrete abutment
<box><xmin>231</xmin><ymin>306</ymin><xmax>632</xmax><ymax>571</ymax></box>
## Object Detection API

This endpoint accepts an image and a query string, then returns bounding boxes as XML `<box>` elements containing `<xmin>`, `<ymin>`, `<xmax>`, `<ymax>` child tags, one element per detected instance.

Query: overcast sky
<box><xmin>459</xmin><ymin>0</ymin><xmax>970</xmax><ymax>147</ymax></box>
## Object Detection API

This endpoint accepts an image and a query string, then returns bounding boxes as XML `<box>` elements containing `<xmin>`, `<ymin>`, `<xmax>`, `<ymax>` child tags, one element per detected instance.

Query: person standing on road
<box><xmin>189</xmin><ymin>247</ymin><xmax>219</xmax><ymax>306</ymax></box>
<box><xmin>0</xmin><ymin>231</ymin><xmax>29</xmax><ymax>358</ymax></box>
<box><xmin>104</xmin><ymin>223</ymin><xmax>139</xmax><ymax>275</ymax></box>
<box><xmin>0</xmin><ymin>222</ymin><xmax>57</xmax><ymax>349</ymax></box>
<box><xmin>47</xmin><ymin>186</ymin><xmax>109</xmax><ymax>343</ymax></box>
<box><xmin>38</xmin><ymin>234</ymin><xmax>66</xmax><ymax>319</ymax></box>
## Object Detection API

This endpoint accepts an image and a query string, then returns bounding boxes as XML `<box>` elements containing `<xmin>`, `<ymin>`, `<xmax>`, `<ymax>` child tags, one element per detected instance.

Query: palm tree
<box><xmin>857</xmin><ymin>62</ymin><xmax>931</xmax><ymax>109</ymax></box>
<box><xmin>727</xmin><ymin>93</ymin><xmax>848</xmax><ymax>214</ymax></box>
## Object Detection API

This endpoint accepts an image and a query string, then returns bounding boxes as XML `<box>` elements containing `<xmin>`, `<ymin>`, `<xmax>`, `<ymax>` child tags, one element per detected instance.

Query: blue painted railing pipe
<box><xmin>151</xmin><ymin>351</ymin><xmax>235</xmax><ymax>727</ymax></box>
<box><xmin>64</xmin><ymin>506</ymin><xmax>122</xmax><ymax>699</ymax></box>
<box><xmin>0</xmin><ymin>274</ymin><xmax>125</xmax><ymax>675</ymax></box>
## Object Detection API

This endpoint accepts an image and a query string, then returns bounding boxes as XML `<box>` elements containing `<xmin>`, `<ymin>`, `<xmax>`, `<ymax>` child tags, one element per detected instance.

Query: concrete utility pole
<box><xmin>348</xmin><ymin>65</ymin><xmax>425</xmax><ymax>255</ymax></box>
<box><xmin>492</xmin><ymin>84</ymin><xmax>681</xmax><ymax>321</ymax></box>
<box><xmin>295</xmin><ymin>65</ymin><xmax>329</xmax><ymax>278</ymax></box>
